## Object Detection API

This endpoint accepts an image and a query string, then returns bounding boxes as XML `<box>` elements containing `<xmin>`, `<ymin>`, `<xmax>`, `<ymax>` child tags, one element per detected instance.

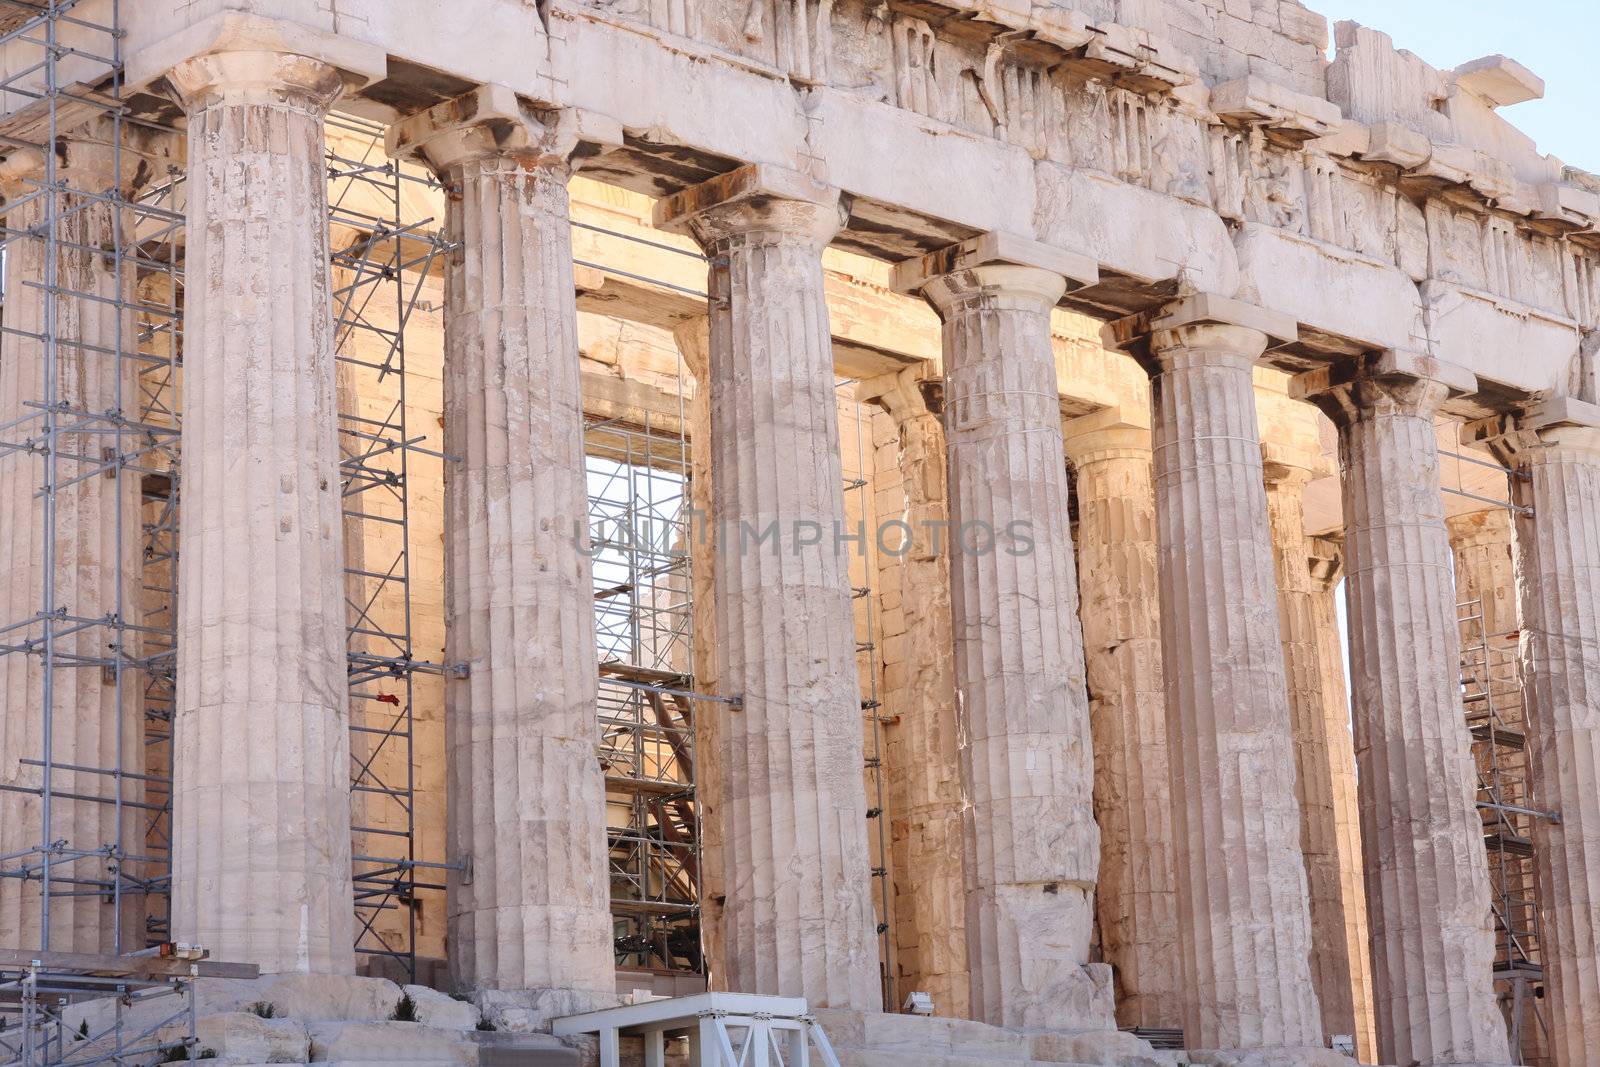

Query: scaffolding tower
<box><xmin>0</xmin><ymin>0</ymin><xmax>200</xmax><ymax>1060</ymax></box>
<box><xmin>839</xmin><ymin>384</ymin><xmax>895</xmax><ymax>1012</ymax></box>
<box><xmin>1432</xmin><ymin>421</ymin><xmax>1554</xmax><ymax>1063</ymax></box>
<box><xmin>1458</xmin><ymin>595</ymin><xmax>1553</xmax><ymax>1063</ymax></box>
<box><xmin>587</xmin><ymin>411</ymin><xmax>705</xmax><ymax>976</ymax></box>
<box><xmin>325</xmin><ymin>115</ymin><xmax>456</xmax><ymax>982</ymax></box>
<box><xmin>131</xmin><ymin>164</ymin><xmax>184</xmax><ymax>951</ymax></box>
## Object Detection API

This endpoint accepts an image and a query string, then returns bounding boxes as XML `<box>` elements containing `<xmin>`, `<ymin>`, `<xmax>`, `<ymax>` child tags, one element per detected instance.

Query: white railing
<box><xmin>553</xmin><ymin>992</ymin><xmax>843</xmax><ymax>1067</ymax></box>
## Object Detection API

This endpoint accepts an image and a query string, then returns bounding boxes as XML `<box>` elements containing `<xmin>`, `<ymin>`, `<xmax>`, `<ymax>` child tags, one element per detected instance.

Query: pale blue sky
<box><xmin>1315</xmin><ymin>0</ymin><xmax>1598</xmax><ymax>173</ymax></box>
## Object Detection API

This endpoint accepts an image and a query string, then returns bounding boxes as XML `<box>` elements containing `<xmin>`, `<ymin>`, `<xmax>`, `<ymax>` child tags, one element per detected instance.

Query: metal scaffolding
<box><xmin>839</xmin><ymin>384</ymin><xmax>895</xmax><ymax>1012</ymax></box>
<box><xmin>1436</xmin><ymin>421</ymin><xmax>1552</xmax><ymax>1062</ymax></box>
<box><xmin>325</xmin><ymin>114</ymin><xmax>456</xmax><ymax>982</ymax></box>
<box><xmin>587</xmin><ymin>412</ymin><xmax>706</xmax><ymax>975</ymax></box>
<box><xmin>1458</xmin><ymin>596</ymin><xmax>1553</xmax><ymax>1063</ymax></box>
<box><xmin>0</xmin><ymin>0</ymin><xmax>198</xmax><ymax>1060</ymax></box>
<box><xmin>131</xmin><ymin>170</ymin><xmax>183</xmax><ymax>952</ymax></box>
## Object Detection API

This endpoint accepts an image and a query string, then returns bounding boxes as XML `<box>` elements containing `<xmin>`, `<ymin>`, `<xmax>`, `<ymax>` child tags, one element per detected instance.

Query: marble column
<box><xmin>1114</xmin><ymin>296</ymin><xmax>1326</xmax><ymax>1054</ymax></box>
<box><xmin>389</xmin><ymin>87</ymin><xmax>613</xmax><ymax>1000</ymax></box>
<box><xmin>1297</xmin><ymin>353</ymin><xmax>1509</xmax><ymax>1066</ymax></box>
<box><xmin>673</xmin><ymin>315</ymin><xmax>729</xmax><ymax>986</ymax></box>
<box><xmin>867</xmin><ymin>367</ymin><xmax>969</xmax><ymax>1020</ymax></box>
<box><xmin>1307</xmin><ymin>539</ymin><xmax>1379</xmax><ymax>1063</ymax></box>
<box><xmin>1061</xmin><ymin>408</ymin><xmax>1180</xmax><ymax>1031</ymax></box>
<box><xmin>896</xmin><ymin>235</ymin><xmax>1111</xmax><ymax>1031</ymax></box>
<box><xmin>166</xmin><ymin>51</ymin><xmax>354</xmax><ymax>974</ymax></box>
<box><xmin>656</xmin><ymin>164</ymin><xmax>879</xmax><ymax>1010</ymax></box>
<box><xmin>1473</xmin><ymin>400</ymin><xmax>1600</xmax><ymax>1067</ymax></box>
<box><xmin>0</xmin><ymin>129</ymin><xmax>144</xmax><ymax>955</ymax></box>
<box><xmin>1262</xmin><ymin>453</ymin><xmax>1375</xmax><ymax>1060</ymax></box>
<box><xmin>1445</xmin><ymin>505</ymin><xmax>1541</xmax><ymax>1065</ymax></box>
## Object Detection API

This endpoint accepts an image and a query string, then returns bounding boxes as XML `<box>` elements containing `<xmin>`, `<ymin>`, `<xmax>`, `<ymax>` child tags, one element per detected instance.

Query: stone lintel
<box><xmin>127</xmin><ymin>11</ymin><xmax>386</xmax><ymax>98</ymax></box>
<box><xmin>1060</xmin><ymin>406</ymin><xmax>1154</xmax><ymax>470</ymax></box>
<box><xmin>1536</xmin><ymin>183</ymin><xmax>1600</xmax><ymax>230</ymax></box>
<box><xmin>1260</xmin><ymin>440</ymin><xmax>1335</xmax><ymax>483</ymax></box>
<box><xmin>1210</xmin><ymin>76</ymin><xmax>1342</xmax><ymax>140</ymax></box>
<box><xmin>892</xmin><ymin>2</ymin><xmax>1094</xmax><ymax>56</ymax></box>
<box><xmin>1523</xmin><ymin>394</ymin><xmax>1600</xmax><ymax>432</ymax></box>
<box><xmin>1289</xmin><ymin>349</ymin><xmax>1477</xmax><ymax>406</ymax></box>
<box><xmin>0</xmin><ymin>122</ymin><xmax>178</xmax><ymax>201</ymax></box>
<box><xmin>1315</xmin><ymin>119</ymin><xmax>1371</xmax><ymax>159</ymax></box>
<box><xmin>1103</xmin><ymin>292</ymin><xmax>1298</xmax><ymax>354</ymax></box>
<box><xmin>889</xmin><ymin>231</ymin><xmax>1098</xmax><ymax>297</ymax></box>
<box><xmin>873</xmin><ymin>3</ymin><xmax>1201</xmax><ymax>95</ymax></box>
<box><xmin>1361</xmin><ymin>121</ymin><xmax>1433</xmax><ymax>171</ymax></box>
<box><xmin>652</xmin><ymin>162</ymin><xmax>840</xmax><ymax>235</ymax></box>
<box><xmin>1452</xmin><ymin>55</ymin><xmax>1545</xmax><ymax>108</ymax></box>
<box><xmin>1061</xmin><ymin>403</ymin><xmax>1151</xmax><ymax>442</ymax></box>
<box><xmin>1081</xmin><ymin>21</ymin><xmax>1199</xmax><ymax>91</ymax></box>
<box><xmin>1464</xmin><ymin>395</ymin><xmax>1600</xmax><ymax>465</ymax></box>
<box><xmin>386</xmin><ymin>84</ymin><xmax>604</xmax><ymax>172</ymax></box>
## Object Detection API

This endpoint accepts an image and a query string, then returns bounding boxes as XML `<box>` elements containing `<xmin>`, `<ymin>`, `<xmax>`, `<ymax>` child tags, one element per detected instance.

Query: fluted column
<box><xmin>896</xmin><ymin>235</ymin><xmax>1112</xmax><ymax>1031</ymax></box>
<box><xmin>389</xmin><ymin>87</ymin><xmax>613</xmax><ymax>1000</ymax></box>
<box><xmin>656</xmin><ymin>164</ymin><xmax>879</xmax><ymax>1010</ymax></box>
<box><xmin>166</xmin><ymin>50</ymin><xmax>354</xmax><ymax>974</ymax></box>
<box><xmin>673</xmin><ymin>315</ymin><xmax>729</xmax><ymax>986</ymax></box>
<box><xmin>866</xmin><ymin>367</ymin><xmax>969</xmax><ymax>1020</ymax></box>
<box><xmin>1113</xmin><ymin>296</ymin><xmax>1326</xmax><ymax>1055</ymax></box>
<box><xmin>1474</xmin><ymin>400</ymin><xmax>1600</xmax><ymax>1067</ymax></box>
<box><xmin>0</xmin><ymin>128</ymin><xmax>144</xmax><ymax>954</ymax></box>
<box><xmin>1061</xmin><ymin>408</ymin><xmax>1179</xmax><ymax>1032</ymax></box>
<box><xmin>1306</xmin><ymin>539</ymin><xmax>1378</xmax><ymax>1064</ymax></box>
<box><xmin>1298</xmin><ymin>353</ymin><xmax>1509</xmax><ymax>1066</ymax></box>
<box><xmin>1446</xmin><ymin>507</ymin><xmax>1528</xmax><ymax>1043</ymax></box>
<box><xmin>1263</xmin><ymin>455</ymin><xmax>1375</xmax><ymax>1060</ymax></box>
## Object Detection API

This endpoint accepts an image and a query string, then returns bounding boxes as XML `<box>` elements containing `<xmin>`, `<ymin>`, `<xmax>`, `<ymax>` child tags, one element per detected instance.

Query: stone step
<box><xmin>835</xmin><ymin>1052</ymin><xmax>1166</xmax><ymax>1067</ymax></box>
<box><xmin>308</xmin><ymin>1020</ymin><xmax>478</xmax><ymax>1064</ymax></box>
<box><xmin>815</xmin><ymin>1010</ymin><xmax>1175</xmax><ymax>1067</ymax></box>
<box><xmin>472</xmin><ymin>1031</ymin><xmax>585</xmax><ymax>1067</ymax></box>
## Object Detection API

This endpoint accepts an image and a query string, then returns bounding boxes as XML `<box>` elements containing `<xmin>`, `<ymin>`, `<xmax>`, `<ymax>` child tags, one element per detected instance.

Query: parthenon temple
<box><xmin>0</xmin><ymin>1</ymin><xmax>1597</xmax><ymax>1066</ymax></box>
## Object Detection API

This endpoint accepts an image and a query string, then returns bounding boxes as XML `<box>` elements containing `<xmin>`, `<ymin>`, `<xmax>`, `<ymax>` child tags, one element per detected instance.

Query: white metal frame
<box><xmin>553</xmin><ymin>993</ymin><xmax>843</xmax><ymax>1067</ymax></box>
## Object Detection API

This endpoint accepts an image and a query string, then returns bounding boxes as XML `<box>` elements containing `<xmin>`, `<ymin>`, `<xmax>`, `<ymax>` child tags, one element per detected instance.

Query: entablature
<box><xmin>38</xmin><ymin>0</ymin><xmax>1592</xmax><ymax>404</ymax></box>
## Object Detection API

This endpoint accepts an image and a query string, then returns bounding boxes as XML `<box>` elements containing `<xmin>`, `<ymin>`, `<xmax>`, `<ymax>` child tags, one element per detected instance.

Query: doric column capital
<box><xmin>654</xmin><ymin>163</ymin><xmax>845</xmax><ymax>252</ymax></box>
<box><xmin>0</xmin><ymin>147</ymin><xmax>45</xmax><ymax>201</ymax></box>
<box><xmin>916</xmin><ymin>263</ymin><xmax>1066</xmax><ymax>316</ymax></box>
<box><xmin>1465</xmin><ymin>394</ymin><xmax>1600</xmax><ymax>468</ymax></box>
<box><xmin>1444</xmin><ymin>507</ymin><xmax>1515</xmax><ymax>552</ymax></box>
<box><xmin>387</xmin><ymin>84</ymin><xmax>586</xmax><ymax>177</ymax></box>
<box><xmin>1148</xmin><ymin>321</ymin><xmax>1269</xmax><ymax>374</ymax></box>
<box><xmin>860</xmin><ymin>365</ymin><xmax>942</xmax><ymax>426</ymax></box>
<box><xmin>1105</xmin><ymin>292</ymin><xmax>1296</xmax><ymax>375</ymax></box>
<box><xmin>1260</xmin><ymin>441</ymin><xmax>1327</xmax><ymax>491</ymax></box>
<box><xmin>1061</xmin><ymin>405</ymin><xmax>1152</xmax><ymax>469</ymax></box>
<box><xmin>166</xmin><ymin>50</ymin><xmax>345</xmax><ymax>114</ymax></box>
<box><xmin>1307</xmin><ymin>535</ymin><xmax>1344</xmax><ymax>590</ymax></box>
<box><xmin>1291</xmin><ymin>349</ymin><xmax>1475</xmax><ymax>427</ymax></box>
<box><xmin>891</xmin><ymin>231</ymin><xmax>1095</xmax><ymax>317</ymax></box>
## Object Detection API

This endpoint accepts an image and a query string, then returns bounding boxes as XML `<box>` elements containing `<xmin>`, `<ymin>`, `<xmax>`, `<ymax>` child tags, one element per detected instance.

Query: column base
<box><xmin>816</xmin><ymin>1008</ymin><xmax>1171</xmax><ymax>1066</ymax></box>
